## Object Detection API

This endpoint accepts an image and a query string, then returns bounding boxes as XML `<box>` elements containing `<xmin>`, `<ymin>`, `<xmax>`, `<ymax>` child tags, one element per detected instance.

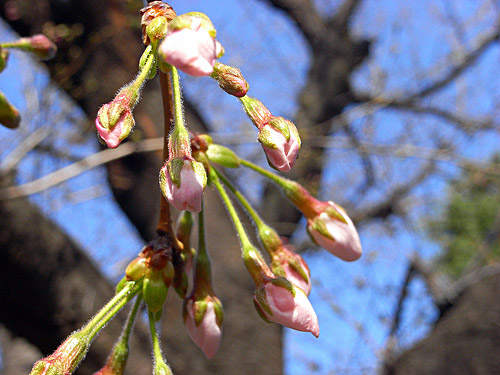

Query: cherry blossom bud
<box><xmin>159</xmin><ymin>159</ymin><xmax>207</xmax><ymax>213</ymax></box>
<box><xmin>253</xmin><ymin>277</ymin><xmax>319</xmax><ymax>337</ymax></box>
<box><xmin>206</xmin><ymin>143</ymin><xmax>241</xmax><ymax>168</ymax></box>
<box><xmin>140</xmin><ymin>1</ymin><xmax>176</xmax><ymax>45</ymax></box>
<box><xmin>307</xmin><ymin>201</ymin><xmax>362</xmax><ymax>262</ymax></box>
<box><xmin>258</xmin><ymin>117</ymin><xmax>301</xmax><ymax>172</ymax></box>
<box><xmin>0</xmin><ymin>90</ymin><xmax>20</xmax><ymax>129</ymax></box>
<box><xmin>240</xmin><ymin>96</ymin><xmax>272</xmax><ymax>128</ymax></box>
<box><xmin>29</xmin><ymin>334</ymin><xmax>89</xmax><ymax>375</ymax></box>
<box><xmin>143</xmin><ymin>268</ymin><xmax>169</xmax><ymax>315</ymax></box>
<box><xmin>211</xmin><ymin>62</ymin><xmax>249</xmax><ymax>97</ymax></box>
<box><xmin>4</xmin><ymin>34</ymin><xmax>57</xmax><ymax>60</ymax></box>
<box><xmin>183</xmin><ymin>296</ymin><xmax>223</xmax><ymax>359</ymax></box>
<box><xmin>95</xmin><ymin>101</ymin><xmax>135</xmax><ymax>148</ymax></box>
<box><xmin>158</xmin><ymin>13</ymin><xmax>223</xmax><ymax>76</ymax></box>
<box><xmin>271</xmin><ymin>245</ymin><xmax>311</xmax><ymax>295</ymax></box>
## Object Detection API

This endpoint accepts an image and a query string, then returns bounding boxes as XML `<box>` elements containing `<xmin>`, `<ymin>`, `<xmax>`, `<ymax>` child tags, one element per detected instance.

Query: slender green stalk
<box><xmin>209</xmin><ymin>167</ymin><xmax>270</xmax><ymax>283</ymax></box>
<box><xmin>122</xmin><ymin>294</ymin><xmax>143</xmax><ymax>341</ymax></box>
<box><xmin>170</xmin><ymin>66</ymin><xmax>185</xmax><ymax>131</ymax></box>
<box><xmin>79</xmin><ymin>281</ymin><xmax>140</xmax><ymax>339</ymax></box>
<box><xmin>240</xmin><ymin>158</ymin><xmax>289</xmax><ymax>187</ymax></box>
<box><xmin>209</xmin><ymin>167</ymin><xmax>252</xmax><ymax>249</ymax></box>
<box><xmin>84</xmin><ymin>281</ymin><xmax>142</xmax><ymax>341</ymax></box>
<box><xmin>193</xmin><ymin>202</ymin><xmax>214</xmax><ymax>297</ymax></box>
<box><xmin>148</xmin><ymin>311</ymin><xmax>172</xmax><ymax>374</ymax></box>
<box><xmin>213</xmin><ymin>167</ymin><xmax>282</xmax><ymax>253</ymax></box>
<box><xmin>131</xmin><ymin>49</ymin><xmax>156</xmax><ymax>92</ymax></box>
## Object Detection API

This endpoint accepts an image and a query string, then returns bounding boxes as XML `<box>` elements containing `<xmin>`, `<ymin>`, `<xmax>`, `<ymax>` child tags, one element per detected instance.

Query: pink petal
<box><xmin>185</xmin><ymin>301</ymin><xmax>222</xmax><ymax>359</ymax></box>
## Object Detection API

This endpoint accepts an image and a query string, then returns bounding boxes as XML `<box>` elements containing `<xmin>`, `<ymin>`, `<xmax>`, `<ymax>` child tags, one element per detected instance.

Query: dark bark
<box><xmin>0</xmin><ymin>174</ymin><xmax>152</xmax><ymax>375</ymax></box>
<box><xmin>384</xmin><ymin>271</ymin><xmax>500</xmax><ymax>375</ymax></box>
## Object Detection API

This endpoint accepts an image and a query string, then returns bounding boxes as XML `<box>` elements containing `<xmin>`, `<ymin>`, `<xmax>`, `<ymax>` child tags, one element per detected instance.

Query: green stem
<box><xmin>169</xmin><ymin>66</ymin><xmax>191</xmax><ymax>159</ymax></box>
<box><xmin>209</xmin><ymin>167</ymin><xmax>270</xmax><ymax>283</ymax></box>
<box><xmin>131</xmin><ymin>47</ymin><xmax>156</xmax><ymax>92</ymax></box>
<box><xmin>122</xmin><ymin>295</ymin><xmax>143</xmax><ymax>341</ymax></box>
<box><xmin>194</xmin><ymin>202</ymin><xmax>214</xmax><ymax>297</ymax></box>
<box><xmin>240</xmin><ymin>158</ymin><xmax>289</xmax><ymax>188</ymax></box>
<box><xmin>85</xmin><ymin>281</ymin><xmax>142</xmax><ymax>341</ymax></box>
<box><xmin>148</xmin><ymin>311</ymin><xmax>170</xmax><ymax>373</ymax></box>
<box><xmin>240</xmin><ymin>158</ymin><xmax>318</xmax><ymax>217</ymax></box>
<box><xmin>213</xmin><ymin>168</ymin><xmax>264</xmax><ymax>227</ymax></box>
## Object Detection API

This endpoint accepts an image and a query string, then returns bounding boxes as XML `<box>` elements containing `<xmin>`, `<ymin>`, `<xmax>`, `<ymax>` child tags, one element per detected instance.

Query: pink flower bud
<box><xmin>24</xmin><ymin>34</ymin><xmax>57</xmax><ymax>60</ymax></box>
<box><xmin>307</xmin><ymin>201</ymin><xmax>362</xmax><ymax>261</ymax></box>
<box><xmin>211</xmin><ymin>62</ymin><xmax>249</xmax><ymax>97</ymax></box>
<box><xmin>95</xmin><ymin>102</ymin><xmax>135</xmax><ymax>148</ymax></box>
<box><xmin>184</xmin><ymin>297</ymin><xmax>223</xmax><ymax>359</ymax></box>
<box><xmin>253</xmin><ymin>277</ymin><xmax>319</xmax><ymax>337</ymax></box>
<box><xmin>271</xmin><ymin>245</ymin><xmax>311</xmax><ymax>295</ymax></box>
<box><xmin>159</xmin><ymin>159</ymin><xmax>207</xmax><ymax>213</ymax></box>
<box><xmin>258</xmin><ymin>117</ymin><xmax>301</xmax><ymax>172</ymax></box>
<box><xmin>158</xmin><ymin>13</ymin><xmax>222</xmax><ymax>77</ymax></box>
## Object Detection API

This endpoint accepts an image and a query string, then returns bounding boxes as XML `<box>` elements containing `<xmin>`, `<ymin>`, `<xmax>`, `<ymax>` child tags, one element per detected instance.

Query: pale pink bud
<box><xmin>24</xmin><ymin>34</ymin><xmax>57</xmax><ymax>60</ymax></box>
<box><xmin>95</xmin><ymin>102</ymin><xmax>135</xmax><ymax>149</ymax></box>
<box><xmin>307</xmin><ymin>201</ymin><xmax>362</xmax><ymax>261</ymax></box>
<box><xmin>159</xmin><ymin>159</ymin><xmax>207</xmax><ymax>213</ymax></box>
<box><xmin>258</xmin><ymin>118</ymin><xmax>301</xmax><ymax>172</ymax></box>
<box><xmin>253</xmin><ymin>278</ymin><xmax>319</xmax><ymax>337</ymax></box>
<box><xmin>158</xmin><ymin>14</ymin><xmax>221</xmax><ymax>77</ymax></box>
<box><xmin>271</xmin><ymin>246</ymin><xmax>311</xmax><ymax>295</ymax></box>
<box><xmin>184</xmin><ymin>299</ymin><xmax>223</xmax><ymax>359</ymax></box>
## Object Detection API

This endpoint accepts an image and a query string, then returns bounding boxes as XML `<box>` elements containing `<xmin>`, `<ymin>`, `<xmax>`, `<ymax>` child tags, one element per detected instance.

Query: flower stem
<box><xmin>193</xmin><ymin>202</ymin><xmax>214</xmax><ymax>297</ymax></box>
<box><xmin>209</xmin><ymin>167</ymin><xmax>270</xmax><ymax>283</ymax></box>
<box><xmin>80</xmin><ymin>280</ymin><xmax>142</xmax><ymax>341</ymax></box>
<box><xmin>213</xmin><ymin>167</ymin><xmax>282</xmax><ymax>253</ymax></box>
<box><xmin>169</xmin><ymin>66</ymin><xmax>191</xmax><ymax>158</ymax></box>
<box><xmin>148</xmin><ymin>311</ymin><xmax>172</xmax><ymax>374</ymax></box>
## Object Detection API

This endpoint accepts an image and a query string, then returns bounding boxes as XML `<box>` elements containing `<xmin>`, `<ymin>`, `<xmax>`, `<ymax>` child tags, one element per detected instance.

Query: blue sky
<box><xmin>1</xmin><ymin>1</ymin><xmax>500</xmax><ymax>374</ymax></box>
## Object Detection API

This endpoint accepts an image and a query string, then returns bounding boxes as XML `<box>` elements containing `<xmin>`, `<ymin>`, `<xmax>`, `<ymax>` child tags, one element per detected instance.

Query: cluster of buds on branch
<box><xmin>0</xmin><ymin>34</ymin><xmax>57</xmax><ymax>129</ymax></box>
<box><xmin>18</xmin><ymin>2</ymin><xmax>363</xmax><ymax>374</ymax></box>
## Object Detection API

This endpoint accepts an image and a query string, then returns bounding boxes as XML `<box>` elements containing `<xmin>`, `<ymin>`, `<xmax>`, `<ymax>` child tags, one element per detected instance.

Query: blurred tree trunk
<box><xmin>384</xmin><ymin>271</ymin><xmax>500</xmax><ymax>375</ymax></box>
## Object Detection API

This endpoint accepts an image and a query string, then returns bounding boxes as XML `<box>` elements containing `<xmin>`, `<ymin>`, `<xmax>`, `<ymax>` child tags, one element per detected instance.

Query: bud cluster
<box><xmin>18</xmin><ymin>3</ymin><xmax>364</xmax><ymax>375</ymax></box>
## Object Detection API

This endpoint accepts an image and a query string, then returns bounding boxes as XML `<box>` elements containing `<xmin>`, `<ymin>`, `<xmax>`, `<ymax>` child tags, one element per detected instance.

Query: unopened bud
<box><xmin>0</xmin><ymin>91</ymin><xmax>20</xmax><ymax>129</ymax></box>
<box><xmin>125</xmin><ymin>257</ymin><xmax>147</xmax><ymax>281</ymax></box>
<box><xmin>211</xmin><ymin>62</ymin><xmax>248</xmax><ymax>97</ymax></box>
<box><xmin>143</xmin><ymin>268</ymin><xmax>169</xmax><ymax>314</ymax></box>
<box><xmin>140</xmin><ymin>1</ymin><xmax>176</xmax><ymax>45</ymax></box>
<box><xmin>206</xmin><ymin>144</ymin><xmax>240</xmax><ymax>168</ymax></box>
<box><xmin>240</xmin><ymin>96</ymin><xmax>272</xmax><ymax>128</ymax></box>
<box><xmin>29</xmin><ymin>333</ymin><xmax>89</xmax><ymax>375</ymax></box>
<box><xmin>4</xmin><ymin>34</ymin><xmax>57</xmax><ymax>60</ymax></box>
<box><xmin>146</xmin><ymin>16</ymin><xmax>168</xmax><ymax>44</ymax></box>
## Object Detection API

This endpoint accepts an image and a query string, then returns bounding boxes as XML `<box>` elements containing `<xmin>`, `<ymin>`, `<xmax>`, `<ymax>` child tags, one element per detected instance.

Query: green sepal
<box><xmin>270</xmin><ymin>276</ymin><xmax>296</xmax><ymax>297</ymax></box>
<box><xmin>289</xmin><ymin>121</ymin><xmax>302</xmax><ymax>148</ymax></box>
<box><xmin>125</xmin><ymin>257</ymin><xmax>147</xmax><ymax>281</ymax></box>
<box><xmin>169</xmin><ymin>159</ymin><xmax>185</xmax><ymax>187</ymax></box>
<box><xmin>254</xmin><ymin>287</ymin><xmax>273</xmax><ymax>316</ymax></box>
<box><xmin>143</xmin><ymin>269</ymin><xmax>168</xmax><ymax>313</ymax></box>
<box><xmin>206</xmin><ymin>144</ymin><xmax>240</xmax><ymax>168</ymax></box>
<box><xmin>212</xmin><ymin>296</ymin><xmax>224</xmax><ymax>327</ymax></box>
<box><xmin>257</xmin><ymin>126</ymin><xmax>279</xmax><ymax>149</ymax></box>
<box><xmin>325</xmin><ymin>205</ymin><xmax>348</xmax><ymax>225</ymax></box>
<box><xmin>139</xmin><ymin>44</ymin><xmax>157</xmax><ymax>80</ymax></box>
<box><xmin>287</xmin><ymin>257</ymin><xmax>310</xmax><ymax>284</ymax></box>
<box><xmin>115</xmin><ymin>277</ymin><xmax>129</xmax><ymax>294</ymax></box>
<box><xmin>192</xmin><ymin>160</ymin><xmax>208</xmax><ymax>188</ymax></box>
<box><xmin>146</xmin><ymin>16</ymin><xmax>168</xmax><ymax>44</ymax></box>
<box><xmin>192</xmin><ymin>299</ymin><xmax>208</xmax><ymax>326</ymax></box>
<box><xmin>252</xmin><ymin>297</ymin><xmax>272</xmax><ymax>323</ymax></box>
<box><xmin>268</xmin><ymin>117</ymin><xmax>290</xmax><ymax>141</ymax></box>
<box><xmin>310</xmin><ymin>216</ymin><xmax>335</xmax><ymax>241</ymax></box>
